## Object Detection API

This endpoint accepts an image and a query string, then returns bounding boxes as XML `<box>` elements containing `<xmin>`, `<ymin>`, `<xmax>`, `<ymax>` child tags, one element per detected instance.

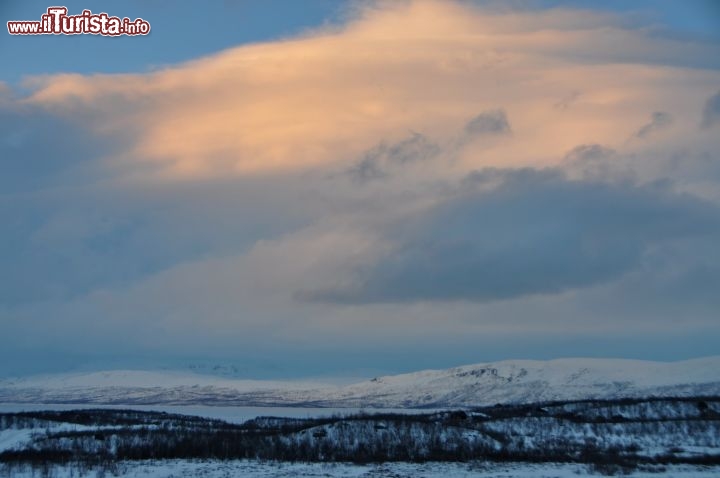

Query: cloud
<box><xmin>463</xmin><ymin>109</ymin><xmax>511</xmax><ymax>138</ymax></box>
<box><xmin>346</xmin><ymin>132</ymin><xmax>441</xmax><ymax>183</ymax></box>
<box><xmin>554</xmin><ymin>90</ymin><xmax>581</xmax><ymax>111</ymax></box>
<box><xmin>3</xmin><ymin>1</ymin><xmax>720</xmax><ymax>375</ymax></box>
<box><xmin>564</xmin><ymin>144</ymin><xmax>616</xmax><ymax>163</ymax></box>
<box><xmin>562</xmin><ymin>143</ymin><xmax>633</xmax><ymax>182</ymax></box>
<box><xmin>303</xmin><ymin>168</ymin><xmax>720</xmax><ymax>304</ymax></box>
<box><xmin>347</xmin><ymin>157</ymin><xmax>388</xmax><ymax>183</ymax></box>
<box><xmin>635</xmin><ymin>111</ymin><xmax>673</xmax><ymax>138</ymax></box>
<box><xmin>12</xmin><ymin>0</ymin><xmax>720</xmax><ymax>180</ymax></box>
<box><xmin>0</xmin><ymin>103</ymin><xmax>122</xmax><ymax>194</ymax></box>
<box><xmin>345</xmin><ymin>109</ymin><xmax>512</xmax><ymax>184</ymax></box>
<box><xmin>701</xmin><ymin>89</ymin><xmax>720</xmax><ymax>128</ymax></box>
<box><xmin>379</xmin><ymin>132</ymin><xmax>441</xmax><ymax>165</ymax></box>
<box><xmin>0</xmin><ymin>172</ymin><xmax>317</xmax><ymax>306</ymax></box>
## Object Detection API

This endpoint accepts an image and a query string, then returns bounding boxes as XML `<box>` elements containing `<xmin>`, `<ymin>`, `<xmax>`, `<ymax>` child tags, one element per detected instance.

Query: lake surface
<box><xmin>0</xmin><ymin>403</ymin><xmax>440</xmax><ymax>423</ymax></box>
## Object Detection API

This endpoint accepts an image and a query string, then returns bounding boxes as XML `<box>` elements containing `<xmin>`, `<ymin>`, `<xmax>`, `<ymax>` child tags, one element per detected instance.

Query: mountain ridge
<box><xmin>2</xmin><ymin>356</ymin><xmax>719</xmax><ymax>408</ymax></box>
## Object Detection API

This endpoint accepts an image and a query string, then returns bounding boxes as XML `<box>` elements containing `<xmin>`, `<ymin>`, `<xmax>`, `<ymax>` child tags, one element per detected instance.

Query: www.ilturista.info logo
<box><xmin>7</xmin><ymin>7</ymin><xmax>150</xmax><ymax>36</ymax></box>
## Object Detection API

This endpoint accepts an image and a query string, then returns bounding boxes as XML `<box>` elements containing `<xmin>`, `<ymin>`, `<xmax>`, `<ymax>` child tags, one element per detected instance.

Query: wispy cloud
<box><xmin>463</xmin><ymin>110</ymin><xmax>512</xmax><ymax>138</ymax></box>
<box><xmin>346</xmin><ymin>132</ymin><xmax>441</xmax><ymax>183</ymax></box>
<box><xmin>635</xmin><ymin>111</ymin><xmax>673</xmax><ymax>138</ymax></box>
<box><xmin>701</xmin><ymin>89</ymin><xmax>720</xmax><ymax>128</ymax></box>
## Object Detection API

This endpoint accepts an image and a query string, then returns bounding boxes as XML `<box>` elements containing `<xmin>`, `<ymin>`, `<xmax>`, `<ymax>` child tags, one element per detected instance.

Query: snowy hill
<box><xmin>1</xmin><ymin>357</ymin><xmax>719</xmax><ymax>408</ymax></box>
<box><xmin>318</xmin><ymin>356</ymin><xmax>720</xmax><ymax>407</ymax></box>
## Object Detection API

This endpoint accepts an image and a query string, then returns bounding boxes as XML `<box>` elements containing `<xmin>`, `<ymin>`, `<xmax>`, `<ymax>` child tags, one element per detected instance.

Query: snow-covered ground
<box><xmin>0</xmin><ymin>428</ymin><xmax>35</xmax><ymax>453</ymax></box>
<box><xmin>2</xmin><ymin>356</ymin><xmax>720</xmax><ymax>408</ymax></box>
<box><xmin>2</xmin><ymin>460</ymin><xmax>719</xmax><ymax>477</ymax></box>
<box><xmin>2</xmin><ymin>400</ymin><xmax>718</xmax><ymax>477</ymax></box>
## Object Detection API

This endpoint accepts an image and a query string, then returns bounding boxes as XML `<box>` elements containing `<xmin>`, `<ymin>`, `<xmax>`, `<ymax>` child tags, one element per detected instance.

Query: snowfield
<box><xmin>1</xmin><ymin>356</ymin><xmax>719</xmax><ymax>408</ymax></box>
<box><xmin>1</xmin><ymin>398</ymin><xmax>718</xmax><ymax>477</ymax></box>
<box><xmin>2</xmin><ymin>460</ymin><xmax>720</xmax><ymax>477</ymax></box>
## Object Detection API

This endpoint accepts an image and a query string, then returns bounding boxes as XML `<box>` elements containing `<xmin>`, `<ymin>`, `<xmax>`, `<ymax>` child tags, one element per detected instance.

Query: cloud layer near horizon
<box><xmin>2</xmin><ymin>0</ymin><xmax>720</xmax><ymax>376</ymax></box>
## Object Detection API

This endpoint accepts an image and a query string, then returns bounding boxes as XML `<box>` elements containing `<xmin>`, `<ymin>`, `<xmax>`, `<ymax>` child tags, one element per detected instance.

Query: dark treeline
<box><xmin>1</xmin><ymin>396</ymin><xmax>719</xmax><ymax>476</ymax></box>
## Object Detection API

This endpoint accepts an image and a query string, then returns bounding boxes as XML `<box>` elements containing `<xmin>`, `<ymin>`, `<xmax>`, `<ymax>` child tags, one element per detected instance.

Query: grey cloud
<box><xmin>347</xmin><ymin>157</ymin><xmax>387</xmax><ymax>183</ymax></box>
<box><xmin>554</xmin><ymin>91</ymin><xmax>581</xmax><ymax>111</ymax></box>
<box><xmin>667</xmin><ymin>150</ymin><xmax>720</xmax><ymax>183</ymax></box>
<box><xmin>635</xmin><ymin>111</ymin><xmax>672</xmax><ymax>138</ymax></box>
<box><xmin>0</xmin><ymin>105</ymin><xmax>123</xmax><ymax>194</ymax></box>
<box><xmin>562</xmin><ymin>144</ymin><xmax>634</xmax><ymax>182</ymax></box>
<box><xmin>305</xmin><ymin>168</ymin><xmax>720</xmax><ymax>304</ymax></box>
<box><xmin>0</xmin><ymin>175</ymin><xmax>313</xmax><ymax>306</ymax></box>
<box><xmin>346</xmin><ymin>132</ymin><xmax>440</xmax><ymax>183</ymax></box>
<box><xmin>564</xmin><ymin>144</ymin><xmax>616</xmax><ymax>163</ymax></box>
<box><xmin>346</xmin><ymin>110</ymin><xmax>512</xmax><ymax>183</ymax></box>
<box><xmin>701</xmin><ymin>89</ymin><xmax>720</xmax><ymax>128</ymax></box>
<box><xmin>382</xmin><ymin>132</ymin><xmax>441</xmax><ymax>165</ymax></box>
<box><xmin>463</xmin><ymin>109</ymin><xmax>511</xmax><ymax>138</ymax></box>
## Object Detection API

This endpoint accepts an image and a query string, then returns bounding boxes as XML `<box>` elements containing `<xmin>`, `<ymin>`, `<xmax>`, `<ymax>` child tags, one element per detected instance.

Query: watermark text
<box><xmin>8</xmin><ymin>7</ymin><xmax>151</xmax><ymax>36</ymax></box>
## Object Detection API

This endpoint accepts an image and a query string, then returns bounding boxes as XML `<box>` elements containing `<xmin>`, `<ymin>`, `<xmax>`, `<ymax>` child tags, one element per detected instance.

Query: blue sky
<box><xmin>1</xmin><ymin>1</ymin><xmax>720</xmax><ymax>378</ymax></box>
<box><xmin>1</xmin><ymin>1</ymin><xmax>349</xmax><ymax>83</ymax></box>
<box><xmin>3</xmin><ymin>1</ymin><xmax>719</xmax><ymax>83</ymax></box>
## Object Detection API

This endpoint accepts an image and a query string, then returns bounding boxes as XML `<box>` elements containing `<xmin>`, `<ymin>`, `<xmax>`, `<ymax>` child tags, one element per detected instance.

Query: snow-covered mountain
<box><xmin>320</xmin><ymin>356</ymin><xmax>720</xmax><ymax>407</ymax></box>
<box><xmin>1</xmin><ymin>357</ymin><xmax>719</xmax><ymax>408</ymax></box>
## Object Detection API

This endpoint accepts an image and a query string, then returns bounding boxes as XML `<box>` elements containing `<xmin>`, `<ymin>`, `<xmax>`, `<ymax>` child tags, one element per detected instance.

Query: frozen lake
<box><xmin>0</xmin><ymin>402</ymin><xmax>440</xmax><ymax>423</ymax></box>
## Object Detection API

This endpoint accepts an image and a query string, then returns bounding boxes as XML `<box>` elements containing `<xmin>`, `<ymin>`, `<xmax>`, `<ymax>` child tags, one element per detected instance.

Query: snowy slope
<box><xmin>317</xmin><ymin>356</ymin><xmax>720</xmax><ymax>407</ymax></box>
<box><xmin>1</xmin><ymin>357</ymin><xmax>719</xmax><ymax>408</ymax></box>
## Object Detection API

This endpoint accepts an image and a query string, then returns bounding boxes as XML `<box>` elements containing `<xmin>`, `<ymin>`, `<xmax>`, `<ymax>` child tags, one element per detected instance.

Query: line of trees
<box><xmin>1</xmin><ymin>397</ymin><xmax>719</xmax><ymax>476</ymax></box>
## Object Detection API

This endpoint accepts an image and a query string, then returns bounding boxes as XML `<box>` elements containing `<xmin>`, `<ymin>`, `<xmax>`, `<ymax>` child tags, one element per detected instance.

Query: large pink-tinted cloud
<box><xmin>18</xmin><ymin>0</ymin><xmax>720</xmax><ymax>180</ymax></box>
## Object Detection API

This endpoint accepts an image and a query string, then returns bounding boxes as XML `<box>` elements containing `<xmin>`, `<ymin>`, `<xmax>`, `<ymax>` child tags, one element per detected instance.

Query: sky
<box><xmin>1</xmin><ymin>0</ymin><xmax>720</xmax><ymax>379</ymax></box>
